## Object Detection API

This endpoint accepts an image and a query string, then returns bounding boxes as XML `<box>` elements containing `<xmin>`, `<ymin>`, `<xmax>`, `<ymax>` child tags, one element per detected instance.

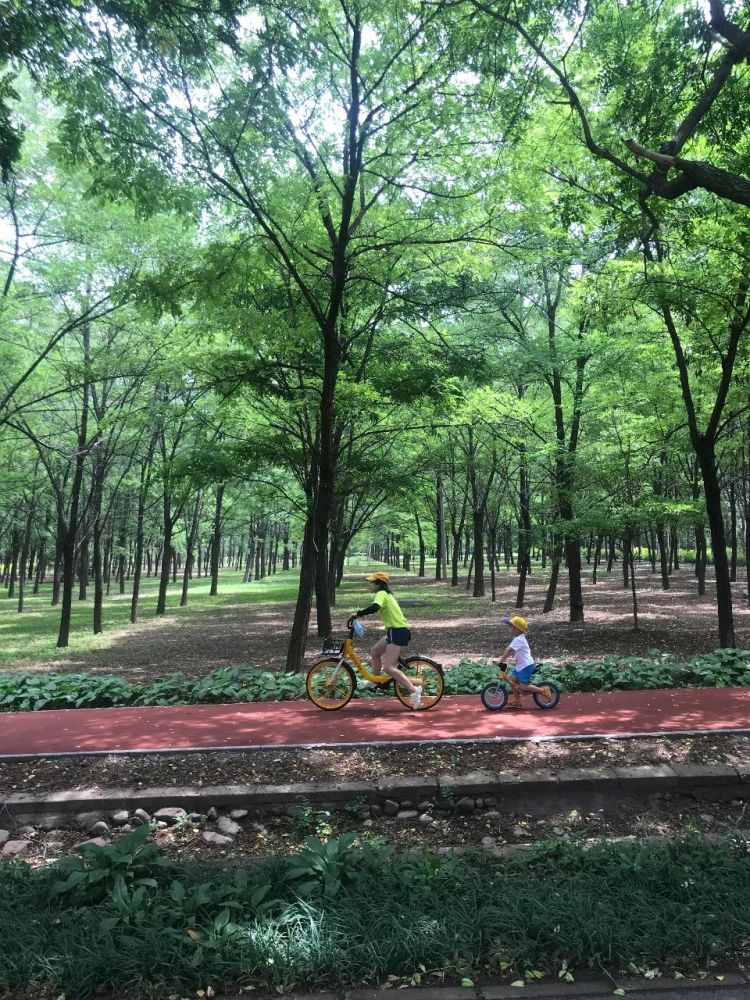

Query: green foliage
<box><xmin>1</xmin><ymin>648</ymin><xmax>750</xmax><ymax>714</ymax></box>
<box><xmin>2</xmin><ymin>833</ymin><xmax>750</xmax><ymax>997</ymax></box>
<box><xmin>48</xmin><ymin>824</ymin><xmax>173</xmax><ymax>906</ymax></box>
<box><xmin>0</xmin><ymin>665</ymin><xmax>307</xmax><ymax>712</ymax></box>
<box><xmin>450</xmin><ymin>649</ymin><xmax>750</xmax><ymax>694</ymax></box>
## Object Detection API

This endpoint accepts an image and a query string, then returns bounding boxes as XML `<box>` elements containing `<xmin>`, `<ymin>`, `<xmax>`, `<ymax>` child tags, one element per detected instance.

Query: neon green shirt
<box><xmin>373</xmin><ymin>589</ymin><xmax>409</xmax><ymax>629</ymax></box>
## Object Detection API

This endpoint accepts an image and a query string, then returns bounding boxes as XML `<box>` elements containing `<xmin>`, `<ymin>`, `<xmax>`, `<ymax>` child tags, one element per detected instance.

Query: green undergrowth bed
<box><xmin>1</xmin><ymin>828</ymin><xmax>749</xmax><ymax>999</ymax></box>
<box><xmin>1</xmin><ymin>648</ymin><xmax>750</xmax><ymax>712</ymax></box>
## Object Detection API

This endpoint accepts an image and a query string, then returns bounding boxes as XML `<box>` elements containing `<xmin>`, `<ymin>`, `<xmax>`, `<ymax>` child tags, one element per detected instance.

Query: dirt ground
<box><xmin>19</xmin><ymin>564</ymin><xmax>750</xmax><ymax>683</ymax></box>
<box><xmin>2</xmin><ymin>733</ymin><xmax>748</xmax><ymax>795</ymax></box>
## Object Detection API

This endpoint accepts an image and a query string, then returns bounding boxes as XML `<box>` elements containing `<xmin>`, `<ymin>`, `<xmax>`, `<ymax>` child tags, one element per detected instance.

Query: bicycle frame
<box><xmin>325</xmin><ymin>635</ymin><xmax>393</xmax><ymax>685</ymax></box>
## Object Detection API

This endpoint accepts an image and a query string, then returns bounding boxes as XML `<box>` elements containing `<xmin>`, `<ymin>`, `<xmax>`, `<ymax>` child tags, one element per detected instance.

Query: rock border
<box><xmin>2</xmin><ymin>762</ymin><xmax>749</xmax><ymax>831</ymax></box>
<box><xmin>210</xmin><ymin>969</ymin><xmax>750</xmax><ymax>1000</ymax></box>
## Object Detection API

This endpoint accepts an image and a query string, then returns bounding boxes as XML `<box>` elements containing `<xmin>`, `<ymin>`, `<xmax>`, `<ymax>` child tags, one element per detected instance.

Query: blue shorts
<box><xmin>386</xmin><ymin>627</ymin><xmax>411</xmax><ymax>647</ymax></box>
<box><xmin>510</xmin><ymin>663</ymin><xmax>535</xmax><ymax>684</ymax></box>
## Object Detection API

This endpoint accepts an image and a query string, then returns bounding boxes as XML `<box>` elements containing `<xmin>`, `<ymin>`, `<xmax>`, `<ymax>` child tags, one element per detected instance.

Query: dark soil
<box><xmin>2</xmin><ymin>733</ymin><xmax>748</xmax><ymax>795</ymax></box>
<box><xmin>15</xmin><ymin>565</ymin><xmax>750</xmax><ymax>684</ymax></box>
<box><xmin>8</xmin><ymin>789</ymin><xmax>750</xmax><ymax>872</ymax></box>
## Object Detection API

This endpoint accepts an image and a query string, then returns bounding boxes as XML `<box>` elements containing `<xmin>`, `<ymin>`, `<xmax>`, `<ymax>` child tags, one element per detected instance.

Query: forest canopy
<box><xmin>1</xmin><ymin>0</ymin><xmax>749</xmax><ymax>665</ymax></box>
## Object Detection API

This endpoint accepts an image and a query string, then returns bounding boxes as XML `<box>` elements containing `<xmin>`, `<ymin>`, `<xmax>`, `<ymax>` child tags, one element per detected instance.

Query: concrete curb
<box><xmin>212</xmin><ymin>970</ymin><xmax>750</xmax><ymax>999</ymax></box>
<box><xmin>2</xmin><ymin>762</ymin><xmax>749</xmax><ymax>823</ymax></box>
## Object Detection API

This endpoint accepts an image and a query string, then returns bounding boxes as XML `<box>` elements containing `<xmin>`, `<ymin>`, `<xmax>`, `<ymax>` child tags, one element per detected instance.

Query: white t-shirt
<box><xmin>509</xmin><ymin>634</ymin><xmax>533</xmax><ymax>668</ymax></box>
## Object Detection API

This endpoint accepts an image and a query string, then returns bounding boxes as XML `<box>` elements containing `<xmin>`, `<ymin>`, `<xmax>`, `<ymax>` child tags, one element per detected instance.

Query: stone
<box><xmin>356</xmin><ymin>809</ymin><xmax>370</xmax><ymax>820</ymax></box>
<box><xmin>417</xmin><ymin>800</ymin><xmax>434</xmax><ymax>811</ymax></box>
<box><xmin>154</xmin><ymin>807</ymin><xmax>188</xmax><ymax>825</ymax></box>
<box><xmin>75</xmin><ymin>811</ymin><xmax>105</xmax><ymax>832</ymax></box>
<box><xmin>132</xmin><ymin>808</ymin><xmax>151</xmax><ymax>827</ymax></box>
<box><xmin>217</xmin><ymin>816</ymin><xmax>241</xmax><ymax>837</ymax></box>
<box><xmin>74</xmin><ymin>837</ymin><xmax>109</xmax><ymax>850</ymax></box>
<box><xmin>229</xmin><ymin>809</ymin><xmax>248</xmax><ymax>820</ymax></box>
<box><xmin>485</xmin><ymin>809</ymin><xmax>500</xmax><ymax>818</ymax></box>
<box><xmin>418</xmin><ymin>813</ymin><xmax>433</xmax><ymax>825</ymax></box>
<box><xmin>363</xmin><ymin>819</ymin><xmax>374</xmax><ymax>828</ymax></box>
<box><xmin>383</xmin><ymin>799</ymin><xmax>400</xmax><ymax>816</ymax></box>
<box><xmin>439</xmin><ymin>771</ymin><xmax>498</xmax><ymax>797</ymax></box>
<box><xmin>481</xmin><ymin>836</ymin><xmax>496</xmax><ymax>848</ymax></box>
<box><xmin>111</xmin><ymin>810</ymin><xmax>130</xmax><ymax>826</ymax></box>
<box><xmin>251</xmin><ymin>822</ymin><xmax>268</xmax><ymax>835</ymax></box>
<box><xmin>456</xmin><ymin>796</ymin><xmax>475</xmax><ymax>814</ymax></box>
<box><xmin>90</xmin><ymin>821</ymin><xmax>110</xmax><ymax>837</ymax></box>
<box><xmin>3</xmin><ymin>839</ymin><xmax>32</xmax><ymax>857</ymax></box>
<box><xmin>188</xmin><ymin>813</ymin><xmax>207</xmax><ymax>824</ymax></box>
<box><xmin>206</xmin><ymin>806</ymin><xmax>219</xmax><ymax>821</ymax></box>
<box><xmin>614</xmin><ymin>765</ymin><xmax>678</xmax><ymax>790</ymax></box>
<box><xmin>370</xmin><ymin>803</ymin><xmax>383</xmax><ymax>817</ymax></box>
<box><xmin>36</xmin><ymin>815</ymin><xmax>68</xmax><ymax>832</ymax></box>
<box><xmin>398</xmin><ymin>810</ymin><xmax>418</xmax><ymax>820</ymax></box>
<box><xmin>475</xmin><ymin>798</ymin><xmax>484</xmax><ymax>809</ymax></box>
<box><xmin>553</xmin><ymin>827</ymin><xmax>565</xmax><ymax>836</ymax></box>
<box><xmin>511</xmin><ymin>824</ymin><xmax>528</xmax><ymax>838</ymax></box>
<box><xmin>377</xmin><ymin>776</ymin><xmax>439</xmax><ymax>799</ymax></box>
<box><xmin>700</xmin><ymin>813</ymin><xmax>714</xmax><ymax>823</ymax></box>
<box><xmin>673</xmin><ymin>763</ymin><xmax>740</xmax><ymax>788</ymax></box>
<box><xmin>15</xmin><ymin>825</ymin><xmax>36</xmax><ymax>836</ymax></box>
<box><xmin>557</xmin><ymin>767</ymin><xmax>619</xmax><ymax>790</ymax></box>
<box><xmin>0</xmin><ymin>830</ymin><xmax>10</xmax><ymax>846</ymax></box>
<box><xmin>202</xmin><ymin>831</ymin><xmax>233</xmax><ymax>846</ymax></box>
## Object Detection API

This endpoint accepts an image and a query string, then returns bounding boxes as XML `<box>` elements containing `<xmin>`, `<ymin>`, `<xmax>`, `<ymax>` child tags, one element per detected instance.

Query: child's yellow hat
<box><xmin>503</xmin><ymin>615</ymin><xmax>528</xmax><ymax>632</ymax></box>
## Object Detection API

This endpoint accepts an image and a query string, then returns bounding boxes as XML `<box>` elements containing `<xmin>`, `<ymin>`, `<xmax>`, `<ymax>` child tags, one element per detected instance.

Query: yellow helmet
<box><xmin>366</xmin><ymin>571</ymin><xmax>390</xmax><ymax>584</ymax></box>
<box><xmin>503</xmin><ymin>615</ymin><xmax>528</xmax><ymax>632</ymax></box>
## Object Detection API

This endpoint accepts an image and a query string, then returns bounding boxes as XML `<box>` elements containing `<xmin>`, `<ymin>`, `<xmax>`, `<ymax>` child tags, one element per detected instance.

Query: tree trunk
<box><xmin>729</xmin><ymin>481</ymin><xmax>738</xmax><ymax>583</ymax></box>
<box><xmin>209</xmin><ymin>483</ymin><xmax>225</xmax><ymax>597</ymax></box>
<box><xmin>543</xmin><ymin>540</ymin><xmax>562</xmax><ymax>613</ymax></box>
<box><xmin>435</xmin><ymin>469</ymin><xmax>445</xmax><ymax>580</ymax></box>
<box><xmin>17</xmin><ymin>509</ymin><xmax>34</xmax><ymax>613</ymax></box>
<box><xmin>57</xmin><ymin>322</ymin><xmax>90</xmax><ymax>647</ymax></box>
<box><xmin>698</xmin><ymin>442</ymin><xmax>734</xmax><ymax>646</ymax></box>
<box><xmin>415</xmin><ymin>512</ymin><xmax>426</xmax><ymax>577</ymax></box>
<box><xmin>656</xmin><ymin>520</ymin><xmax>669</xmax><ymax>590</ymax></box>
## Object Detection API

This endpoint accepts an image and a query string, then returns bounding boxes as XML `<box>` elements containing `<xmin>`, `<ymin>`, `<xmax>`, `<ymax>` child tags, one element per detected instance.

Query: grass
<box><xmin>0</xmin><ymin>558</ymin><xmax>492</xmax><ymax>669</ymax></box>
<box><xmin>0</xmin><ymin>568</ymin><xmax>304</xmax><ymax>667</ymax></box>
<box><xmin>1</xmin><ymin>832</ymin><xmax>749</xmax><ymax>999</ymax></box>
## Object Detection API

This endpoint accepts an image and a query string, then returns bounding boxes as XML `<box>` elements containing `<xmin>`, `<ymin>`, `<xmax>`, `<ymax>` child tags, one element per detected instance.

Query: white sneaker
<box><xmin>410</xmin><ymin>687</ymin><xmax>422</xmax><ymax>710</ymax></box>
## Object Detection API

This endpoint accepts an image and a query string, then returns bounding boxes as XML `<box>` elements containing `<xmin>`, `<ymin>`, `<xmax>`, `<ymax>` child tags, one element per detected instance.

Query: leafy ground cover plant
<box><xmin>0</xmin><ymin>649</ymin><xmax>749</xmax><ymax>713</ymax></box>
<box><xmin>1</xmin><ymin>832</ymin><xmax>749</xmax><ymax>998</ymax></box>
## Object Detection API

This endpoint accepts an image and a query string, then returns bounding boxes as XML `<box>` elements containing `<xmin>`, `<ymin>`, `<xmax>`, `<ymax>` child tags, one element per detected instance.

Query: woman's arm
<box><xmin>355</xmin><ymin>603</ymin><xmax>380</xmax><ymax>616</ymax></box>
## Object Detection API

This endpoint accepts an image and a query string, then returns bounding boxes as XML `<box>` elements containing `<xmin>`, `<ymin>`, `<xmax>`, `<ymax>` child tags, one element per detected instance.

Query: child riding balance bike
<box><xmin>481</xmin><ymin>615</ymin><xmax>560</xmax><ymax>711</ymax></box>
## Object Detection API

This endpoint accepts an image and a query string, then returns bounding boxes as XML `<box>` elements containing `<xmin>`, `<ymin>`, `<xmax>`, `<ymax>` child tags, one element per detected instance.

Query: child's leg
<box><xmin>382</xmin><ymin>641</ymin><xmax>418</xmax><ymax>694</ymax></box>
<box><xmin>518</xmin><ymin>682</ymin><xmax>549</xmax><ymax>696</ymax></box>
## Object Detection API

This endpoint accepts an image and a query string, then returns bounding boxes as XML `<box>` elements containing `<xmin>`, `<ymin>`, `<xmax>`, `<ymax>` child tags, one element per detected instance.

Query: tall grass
<box><xmin>1</xmin><ymin>835</ymin><xmax>748</xmax><ymax>999</ymax></box>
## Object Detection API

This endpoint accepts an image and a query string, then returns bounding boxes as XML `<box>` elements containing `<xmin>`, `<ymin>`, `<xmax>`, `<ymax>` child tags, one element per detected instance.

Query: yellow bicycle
<box><xmin>306</xmin><ymin>617</ymin><xmax>444</xmax><ymax>711</ymax></box>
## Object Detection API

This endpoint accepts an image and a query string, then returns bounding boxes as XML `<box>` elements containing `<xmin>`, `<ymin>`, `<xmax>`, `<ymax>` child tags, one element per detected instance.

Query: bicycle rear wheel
<box><xmin>306</xmin><ymin>659</ymin><xmax>356</xmax><ymax>710</ymax></box>
<box><xmin>394</xmin><ymin>656</ymin><xmax>444</xmax><ymax>710</ymax></box>
<box><xmin>533</xmin><ymin>682</ymin><xmax>560</xmax><ymax>709</ymax></box>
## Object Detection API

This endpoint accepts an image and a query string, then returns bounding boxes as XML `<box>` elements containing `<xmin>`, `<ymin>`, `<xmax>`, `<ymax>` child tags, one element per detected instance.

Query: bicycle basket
<box><xmin>321</xmin><ymin>636</ymin><xmax>344</xmax><ymax>656</ymax></box>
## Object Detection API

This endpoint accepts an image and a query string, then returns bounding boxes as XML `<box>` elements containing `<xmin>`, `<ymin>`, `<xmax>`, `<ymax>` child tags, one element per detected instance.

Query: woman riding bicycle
<box><xmin>353</xmin><ymin>571</ymin><xmax>422</xmax><ymax>709</ymax></box>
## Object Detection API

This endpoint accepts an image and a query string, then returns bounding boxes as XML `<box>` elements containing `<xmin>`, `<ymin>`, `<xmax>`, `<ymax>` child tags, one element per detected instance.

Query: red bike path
<box><xmin>0</xmin><ymin>687</ymin><xmax>748</xmax><ymax>758</ymax></box>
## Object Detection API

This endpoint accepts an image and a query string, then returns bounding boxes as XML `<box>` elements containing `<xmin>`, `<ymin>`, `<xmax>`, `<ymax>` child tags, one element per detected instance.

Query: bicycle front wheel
<box><xmin>394</xmin><ymin>656</ymin><xmax>444</xmax><ymax>710</ymax></box>
<box><xmin>481</xmin><ymin>681</ymin><xmax>508</xmax><ymax>711</ymax></box>
<box><xmin>306</xmin><ymin>659</ymin><xmax>356</xmax><ymax>710</ymax></box>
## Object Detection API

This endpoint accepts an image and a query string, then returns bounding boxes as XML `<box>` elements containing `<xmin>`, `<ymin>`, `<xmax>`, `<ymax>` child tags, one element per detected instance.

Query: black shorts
<box><xmin>386</xmin><ymin>627</ymin><xmax>411</xmax><ymax>647</ymax></box>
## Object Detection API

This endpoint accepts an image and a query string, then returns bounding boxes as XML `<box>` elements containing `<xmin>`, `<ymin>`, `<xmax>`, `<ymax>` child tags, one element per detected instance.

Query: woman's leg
<box><xmin>370</xmin><ymin>636</ymin><xmax>388</xmax><ymax>673</ymax></box>
<box><xmin>382</xmin><ymin>641</ymin><xmax>418</xmax><ymax>693</ymax></box>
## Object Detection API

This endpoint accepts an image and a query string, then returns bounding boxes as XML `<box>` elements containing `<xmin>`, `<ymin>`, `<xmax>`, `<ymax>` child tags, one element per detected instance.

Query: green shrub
<box><xmin>1</xmin><ymin>648</ymin><xmax>749</xmax><ymax>713</ymax></box>
<box><xmin>2</xmin><ymin>833</ymin><xmax>749</xmax><ymax>998</ymax></box>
